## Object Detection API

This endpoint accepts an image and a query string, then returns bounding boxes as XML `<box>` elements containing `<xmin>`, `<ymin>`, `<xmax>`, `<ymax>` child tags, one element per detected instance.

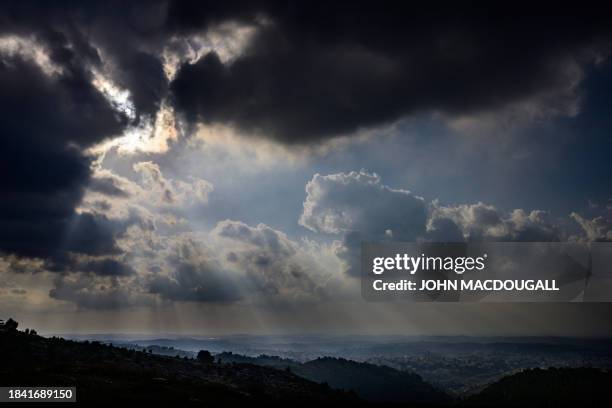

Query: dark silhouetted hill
<box><xmin>217</xmin><ymin>351</ymin><xmax>300</xmax><ymax>369</ymax></box>
<box><xmin>3</xmin><ymin>324</ymin><xmax>611</xmax><ymax>407</ymax></box>
<box><xmin>217</xmin><ymin>352</ymin><xmax>450</xmax><ymax>404</ymax></box>
<box><xmin>463</xmin><ymin>367</ymin><xmax>612</xmax><ymax>407</ymax></box>
<box><xmin>0</xmin><ymin>329</ymin><xmax>356</xmax><ymax>405</ymax></box>
<box><xmin>297</xmin><ymin>357</ymin><xmax>451</xmax><ymax>404</ymax></box>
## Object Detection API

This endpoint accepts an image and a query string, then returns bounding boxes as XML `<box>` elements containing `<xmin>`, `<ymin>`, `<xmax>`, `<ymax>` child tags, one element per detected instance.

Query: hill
<box><xmin>3</xmin><ymin>323</ymin><xmax>611</xmax><ymax>407</ymax></box>
<box><xmin>0</xmin><ymin>329</ymin><xmax>356</xmax><ymax>405</ymax></box>
<box><xmin>463</xmin><ymin>367</ymin><xmax>612</xmax><ymax>407</ymax></box>
<box><xmin>217</xmin><ymin>352</ymin><xmax>451</xmax><ymax>404</ymax></box>
<box><xmin>297</xmin><ymin>357</ymin><xmax>451</xmax><ymax>404</ymax></box>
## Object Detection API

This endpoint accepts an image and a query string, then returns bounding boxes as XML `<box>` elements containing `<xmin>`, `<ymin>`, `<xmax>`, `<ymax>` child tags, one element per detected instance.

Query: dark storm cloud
<box><xmin>0</xmin><ymin>0</ymin><xmax>609</xmax><ymax>279</ymax></box>
<box><xmin>0</xmin><ymin>1</ymin><xmax>171</xmax><ymax>275</ymax></box>
<box><xmin>4</xmin><ymin>1</ymin><xmax>612</xmax><ymax>145</ymax></box>
<box><xmin>110</xmin><ymin>51</ymin><xmax>167</xmax><ymax>118</ymax></box>
<box><xmin>0</xmin><ymin>55</ymin><xmax>128</xmax><ymax>265</ymax></box>
<box><xmin>73</xmin><ymin>258</ymin><xmax>136</xmax><ymax>277</ymax></box>
<box><xmin>169</xmin><ymin>2</ymin><xmax>612</xmax><ymax>143</ymax></box>
<box><xmin>42</xmin><ymin>249</ymin><xmax>136</xmax><ymax>277</ymax></box>
<box><xmin>0</xmin><ymin>0</ymin><xmax>169</xmax><ymax>118</ymax></box>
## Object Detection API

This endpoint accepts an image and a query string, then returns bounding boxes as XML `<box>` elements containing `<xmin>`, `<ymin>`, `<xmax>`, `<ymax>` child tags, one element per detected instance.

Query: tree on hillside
<box><xmin>1</xmin><ymin>318</ymin><xmax>18</xmax><ymax>332</ymax></box>
<box><xmin>197</xmin><ymin>350</ymin><xmax>214</xmax><ymax>365</ymax></box>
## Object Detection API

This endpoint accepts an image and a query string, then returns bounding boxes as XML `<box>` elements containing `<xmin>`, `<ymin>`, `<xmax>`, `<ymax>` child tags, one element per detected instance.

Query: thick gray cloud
<box><xmin>49</xmin><ymin>273</ymin><xmax>150</xmax><ymax>310</ymax></box>
<box><xmin>0</xmin><ymin>1</ymin><xmax>174</xmax><ymax>277</ymax></box>
<box><xmin>0</xmin><ymin>0</ymin><xmax>169</xmax><ymax>118</ymax></box>
<box><xmin>45</xmin><ymin>256</ymin><xmax>136</xmax><ymax>277</ymax></box>
<box><xmin>58</xmin><ymin>212</ymin><xmax>339</xmax><ymax>309</ymax></box>
<box><xmin>0</xmin><ymin>0</ymin><xmax>609</xmax><ymax>276</ymax></box>
<box><xmin>2</xmin><ymin>1</ymin><xmax>612</xmax><ymax>339</ymax></box>
<box><xmin>300</xmin><ymin>171</ymin><xmax>561</xmax><ymax>276</ymax></box>
<box><xmin>0</xmin><ymin>53</ymin><xmax>132</xmax><ymax>271</ymax></box>
<box><xmin>212</xmin><ymin>220</ymin><xmax>330</xmax><ymax>300</ymax></box>
<box><xmin>169</xmin><ymin>3</ymin><xmax>611</xmax><ymax>143</ymax></box>
<box><xmin>139</xmin><ymin>219</ymin><xmax>339</xmax><ymax>306</ymax></box>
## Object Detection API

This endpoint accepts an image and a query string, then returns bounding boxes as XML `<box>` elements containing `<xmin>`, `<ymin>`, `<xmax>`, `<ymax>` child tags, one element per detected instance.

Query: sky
<box><xmin>2</xmin><ymin>1</ymin><xmax>612</xmax><ymax>336</ymax></box>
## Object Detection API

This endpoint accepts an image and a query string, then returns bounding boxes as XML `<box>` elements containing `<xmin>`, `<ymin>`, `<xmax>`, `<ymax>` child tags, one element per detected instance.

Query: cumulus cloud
<box><xmin>80</xmin><ymin>163</ymin><xmax>212</xmax><ymax>232</ymax></box>
<box><xmin>39</xmin><ymin>157</ymin><xmax>216</xmax><ymax>309</ymax></box>
<box><xmin>1</xmin><ymin>133</ymin><xmax>214</xmax><ymax>304</ymax></box>
<box><xmin>145</xmin><ymin>231</ymin><xmax>242</xmax><ymax>303</ymax></box>
<box><xmin>2</xmin><ymin>1</ymin><xmax>611</xmax><ymax>321</ymax></box>
<box><xmin>300</xmin><ymin>170</ymin><xmax>430</xmax><ymax>276</ymax></box>
<box><xmin>140</xmin><ymin>219</ymin><xmax>344</xmax><ymax>306</ymax></box>
<box><xmin>144</xmin><ymin>218</ymin><xmax>341</xmax><ymax>306</ymax></box>
<box><xmin>46</xmin><ymin>214</ymin><xmax>344</xmax><ymax>309</ymax></box>
<box><xmin>133</xmin><ymin>161</ymin><xmax>213</xmax><ymax>208</ymax></box>
<box><xmin>300</xmin><ymin>171</ymin><xmax>561</xmax><ymax>276</ymax></box>
<box><xmin>571</xmin><ymin>212</ymin><xmax>612</xmax><ymax>241</ymax></box>
<box><xmin>300</xmin><ymin>171</ymin><xmax>427</xmax><ymax>238</ymax></box>
<box><xmin>212</xmin><ymin>220</ymin><xmax>337</xmax><ymax>301</ymax></box>
<box><xmin>428</xmin><ymin>202</ymin><xmax>559</xmax><ymax>242</ymax></box>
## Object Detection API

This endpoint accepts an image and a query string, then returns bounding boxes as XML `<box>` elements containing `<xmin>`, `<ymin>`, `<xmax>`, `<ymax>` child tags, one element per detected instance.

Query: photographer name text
<box><xmin>373</xmin><ymin>279</ymin><xmax>559</xmax><ymax>292</ymax></box>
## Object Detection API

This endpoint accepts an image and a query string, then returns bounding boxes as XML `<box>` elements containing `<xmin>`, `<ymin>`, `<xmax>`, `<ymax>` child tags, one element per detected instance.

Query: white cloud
<box><xmin>300</xmin><ymin>171</ymin><xmax>562</xmax><ymax>276</ymax></box>
<box><xmin>428</xmin><ymin>202</ymin><xmax>558</xmax><ymax>241</ymax></box>
<box><xmin>0</xmin><ymin>35</ymin><xmax>63</xmax><ymax>76</ymax></box>
<box><xmin>571</xmin><ymin>212</ymin><xmax>612</xmax><ymax>241</ymax></box>
<box><xmin>211</xmin><ymin>220</ymin><xmax>344</xmax><ymax>302</ymax></box>
<box><xmin>133</xmin><ymin>161</ymin><xmax>213</xmax><ymax>207</ymax></box>
<box><xmin>300</xmin><ymin>170</ymin><xmax>427</xmax><ymax>239</ymax></box>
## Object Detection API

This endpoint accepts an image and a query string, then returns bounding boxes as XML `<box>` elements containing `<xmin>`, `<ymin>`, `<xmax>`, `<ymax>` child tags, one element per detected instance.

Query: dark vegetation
<box><xmin>217</xmin><ymin>352</ymin><xmax>451</xmax><ymax>404</ymax></box>
<box><xmin>0</xmin><ymin>322</ymin><xmax>355</xmax><ymax>405</ymax></box>
<box><xmin>196</xmin><ymin>350</ymin><xmax>214</xmax><ymax>365</ymax></box>
<box><xmin>462</xmin><ymin>367</ymin><xmax>612</xmax><ymax>407</ymax></box>
<box><xmin>1</xmin><ymin>319</ymin><xmax>611</xmax><ymax>407</ymax></box>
